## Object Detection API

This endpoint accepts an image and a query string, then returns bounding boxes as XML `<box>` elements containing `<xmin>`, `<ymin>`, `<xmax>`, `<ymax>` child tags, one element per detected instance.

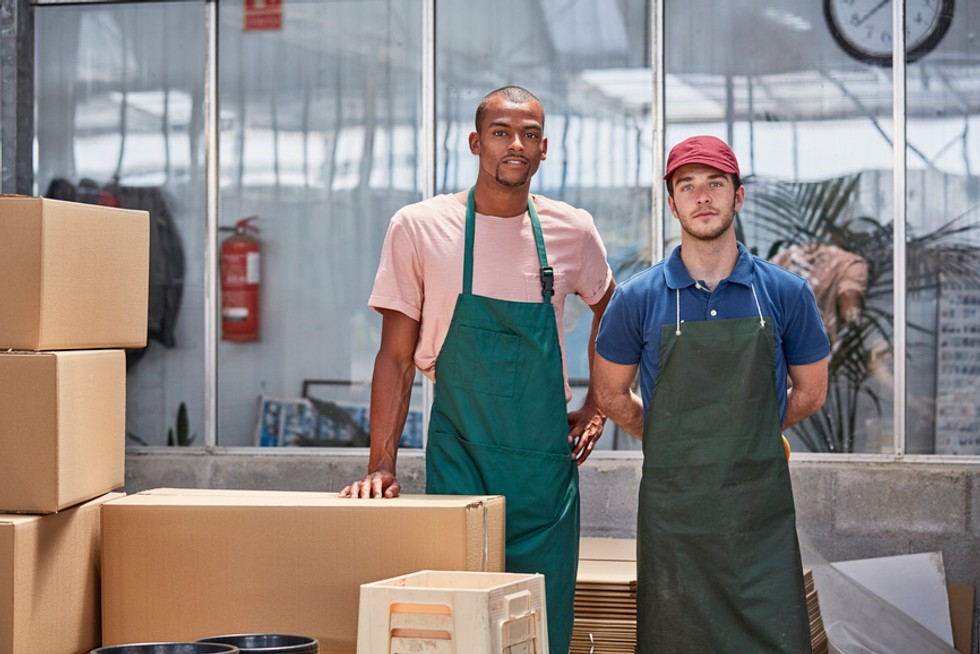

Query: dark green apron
<box><xmin>427</xmin><ymin>188</ymin><xmax>579</xmax><ymax>654</ymax></box>
<box><xmin>637</xmin><ymin>299</ymin><xmax>811</xmax><ymax>653</ymax></box>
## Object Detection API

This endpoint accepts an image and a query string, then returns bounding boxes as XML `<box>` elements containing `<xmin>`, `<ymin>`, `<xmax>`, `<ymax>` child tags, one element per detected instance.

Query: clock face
<box><xmin>824</xmin><ymin>0</ymin><xmax>955</xmax><ymax>66</ymax></box>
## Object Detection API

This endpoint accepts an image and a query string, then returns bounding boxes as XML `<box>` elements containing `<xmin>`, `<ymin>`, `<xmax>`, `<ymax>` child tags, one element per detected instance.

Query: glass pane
<box><xmin>35</xmin><ymin>2</ymin><xmax>208</xmax><ymax>447</ymax></box>
<box><xmin>436</xmin><ymin>0</ymin><xmax>651</xmax><ymax>451</ymax></box>
<box><xmin>665</xmin><ymin>1</ymin><xmax>895</xmax><ymax>454</ymax></box>
<box><xmin>906</xmin><ymin>1</ymin><xmax>980</xmax><ymax>455</ymax></box>
<box><xmin>216</xmin><ymin>0</ymin><xmax>424</xmax><ymax>447</ymax></box>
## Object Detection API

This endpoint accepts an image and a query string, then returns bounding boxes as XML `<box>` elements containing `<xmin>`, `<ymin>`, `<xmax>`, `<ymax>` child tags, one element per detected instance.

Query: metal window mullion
<box><xmin>1</xmin><ymin>0</ymin><xmax>34</xmax><ymax>195</ymax></box>
<box><xmin>892</xmin><ymin>0</ymin><xmax>907</xmax><ymax>457</ymax></box>
<box><xmin>204</xmin><ymin>0</ymin><xmax>219</xmax><ymax>448</ymax></box>
<box><xmin>651</xmin><ymin>0</ymin><xmax>664</xmax><ymax>263</ymax></box>
<box><xmin>421</xmin><ymin>0</ymin><xmax>435</xmax><ymax>443</ymax></box>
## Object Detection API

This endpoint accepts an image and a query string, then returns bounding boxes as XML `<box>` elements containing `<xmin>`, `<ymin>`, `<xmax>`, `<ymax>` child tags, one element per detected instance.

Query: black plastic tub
<box><xmin>196</xmin><ymin>634</ymin><xmax>318</xmax><ymax>654</ymax></box>
<box><xmin>91</xmin><ymin>644</ymin><xmax>239</xmax><ymax>654</ymax></box>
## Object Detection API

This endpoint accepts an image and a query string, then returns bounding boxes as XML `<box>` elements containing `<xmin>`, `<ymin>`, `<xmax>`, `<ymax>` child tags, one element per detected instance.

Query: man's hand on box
<box><xmin>339</xmin><ymin>471</ymin><xmax>401</xmax><ymax>499</ymax></box>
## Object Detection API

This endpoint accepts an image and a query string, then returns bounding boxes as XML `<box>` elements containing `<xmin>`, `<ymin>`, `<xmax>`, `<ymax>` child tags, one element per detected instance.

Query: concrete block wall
<box><xmin>124</xmin><ymin>450</ymin><xmax>980</xmax><ymax>602</ymax></box>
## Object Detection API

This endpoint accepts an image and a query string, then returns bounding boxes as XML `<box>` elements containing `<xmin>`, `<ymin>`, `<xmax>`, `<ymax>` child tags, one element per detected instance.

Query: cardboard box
<box><xmin>0</xmin><ymin>195</ymin><xmax>149</xmax><ymax>350</ymax></box>
<box><xmin>0</xmin><ymin>493</ymin><xmax>122</xmax><ymax>654</ymax></box>
<box><xmin>0</xmin><ymin>350</ymin><xmax>125</xmax><ymax>513</ymax></box>
<box><xmin>947</xmin><ymin>583</ymin><xmax>976</xmax><ymax>654</ymax></box>
<box><xmin>357</xmin><ymin>570</ymin><xmax>548</xmax><ymax>654</ymax></box>
<box><xmin>101</xmin><ymin>489</ymin><xmax>505</xmax><ymax>653</ymax></box>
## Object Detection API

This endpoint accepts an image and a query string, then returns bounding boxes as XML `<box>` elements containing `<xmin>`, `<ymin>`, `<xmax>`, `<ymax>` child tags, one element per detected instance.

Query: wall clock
<box><xmin>824</xmin><ymin>0</ymin><xmax>955</xmax><ymax>67</ymax></box>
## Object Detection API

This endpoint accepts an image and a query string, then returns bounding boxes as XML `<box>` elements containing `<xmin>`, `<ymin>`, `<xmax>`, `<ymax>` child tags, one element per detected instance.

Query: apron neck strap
<box><xmin>464</xmin><ymin>187</ymin><xmax>553</xmax><ymax>303</ymax></box>
<box><xmin>674</xmin><ymin>282</ymin><xmax>766</xmax><ymax>335</ymax></box>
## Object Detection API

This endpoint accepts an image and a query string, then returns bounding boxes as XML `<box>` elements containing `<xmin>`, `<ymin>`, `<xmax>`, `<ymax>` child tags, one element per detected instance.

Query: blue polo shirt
<box><xmin>596</xmin><ymin>242</ymin><xmax>829</xmax><ymax>425</ymax></box>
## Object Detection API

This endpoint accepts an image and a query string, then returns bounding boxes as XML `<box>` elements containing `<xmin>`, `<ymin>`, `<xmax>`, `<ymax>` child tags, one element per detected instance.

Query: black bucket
<box><xmin>91</xmin><ymin>644</ymin><xmax>239</xmax><ymax>654</ymax></box>
<box><xmin>196</xmin><ymin>634</ymin><xmax>318</xmax><ymax>654</ymax></box>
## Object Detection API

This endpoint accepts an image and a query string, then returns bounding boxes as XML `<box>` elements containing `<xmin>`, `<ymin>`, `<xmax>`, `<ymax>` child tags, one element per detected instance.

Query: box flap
<box><xmin>127</xmin><ymin>488</ymin><xmax>504</xmax><ymax>509</ymax></box>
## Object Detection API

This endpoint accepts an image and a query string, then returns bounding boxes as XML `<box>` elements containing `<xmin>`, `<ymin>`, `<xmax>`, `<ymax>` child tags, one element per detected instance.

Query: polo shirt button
<box><xmin>710</xmin><ymin>309</ymin><xmax>718</xmax><ymax>317</ymax></box>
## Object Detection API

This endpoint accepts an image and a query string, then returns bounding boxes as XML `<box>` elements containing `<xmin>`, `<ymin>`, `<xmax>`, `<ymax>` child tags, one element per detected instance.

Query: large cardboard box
<box><xmin>0</xmin><ymin>493</ymin><xmax>122</xmax><ymax>654</ymax></box>
<box><xmin>0</xmin><ymin>350</ymin><xmax>125</xmax><ymax>513</ymax></box>
<box><xmin>101</xmin><ymin>489</ymin><xmax>506</xmax><ymax>653</ymax></box>
<box><xmin>0</xmin><ymin>195</ymin><xmax>149</xmax><ymax>350</ymax></box>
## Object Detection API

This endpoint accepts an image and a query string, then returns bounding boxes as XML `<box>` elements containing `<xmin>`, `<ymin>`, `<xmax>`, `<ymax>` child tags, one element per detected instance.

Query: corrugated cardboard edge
<box><xmin>466</xmin><ymin>495</ymin><xmax>505</xmax><ymax>572</ymax></box>
<box><xmin>54</xmin><ymin>350</ymin><xmax>126</xmax><ymax>511</ymax></box>
<box><xmin>0</xmin><ymin>198</ymin><xmax>43</xmax><ymax>348</ymax></box>
<box><xmin>579</xmin><ymin>537</ymin><xmax>637</xmax><ymax>562</ymax></box>
<box><xmin>0</xmin><ymin>517</ymin><xmax>14</xmax><ymax>653</ymax></box>
<box><xmin>0</xmin><ymin>351</ymin><xmax>59</xmax><ymax>513</ymax></box>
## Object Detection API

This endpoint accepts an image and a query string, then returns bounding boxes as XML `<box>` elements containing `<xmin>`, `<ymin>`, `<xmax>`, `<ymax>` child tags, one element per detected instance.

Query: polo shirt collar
<box><xmin>664</xmin><ymin>242</ymin><xmax>755</xmax><ymax>290</ymax></box>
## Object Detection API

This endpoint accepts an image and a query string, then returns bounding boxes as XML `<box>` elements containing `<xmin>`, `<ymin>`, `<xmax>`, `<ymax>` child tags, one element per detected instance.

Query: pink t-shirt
<box><xmin>369</xmin><ymin>192</ymin><xmax>612</xmax><ymax>401</ymax></box>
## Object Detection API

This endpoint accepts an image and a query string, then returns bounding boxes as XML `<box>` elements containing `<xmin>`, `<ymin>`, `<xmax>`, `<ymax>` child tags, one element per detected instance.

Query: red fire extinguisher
<box><xmin>220</xmin><ymin>216</ymin><xmax>261</xmax><ymax>341</ymax></box>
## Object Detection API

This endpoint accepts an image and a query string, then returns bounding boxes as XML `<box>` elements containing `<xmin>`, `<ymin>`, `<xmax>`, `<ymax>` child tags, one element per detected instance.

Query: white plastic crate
<box><xmin>356</xmin><ymin>570</ymin><xmax>549</xmax><ymax>654</ymax></box>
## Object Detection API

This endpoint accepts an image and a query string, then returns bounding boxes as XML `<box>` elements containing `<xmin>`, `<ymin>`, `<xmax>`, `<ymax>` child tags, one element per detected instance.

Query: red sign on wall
<box><xmin>244</xmin><ymin>0</ymin><xmax>282</xmax><ymax>31</ymax></box>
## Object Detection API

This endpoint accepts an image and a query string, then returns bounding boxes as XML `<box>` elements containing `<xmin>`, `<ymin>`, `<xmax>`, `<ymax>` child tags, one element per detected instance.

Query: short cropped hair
<box><xmin>475</xmin><ymin>86</ymin><xmax>542</xmax><ymax>133</ymax></box>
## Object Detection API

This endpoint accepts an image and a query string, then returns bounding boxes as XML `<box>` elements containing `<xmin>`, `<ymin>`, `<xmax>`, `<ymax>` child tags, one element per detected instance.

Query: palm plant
<box><xmin>741</xmin><ymin>173</ymin><xmax>980</xmax><ymax>452</ymax></box>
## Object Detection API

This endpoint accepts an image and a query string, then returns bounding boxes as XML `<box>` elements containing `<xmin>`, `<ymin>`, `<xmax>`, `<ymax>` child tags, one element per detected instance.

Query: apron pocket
<box><xmin>444</xmin><ymin>324</ymin><xmax>521</xmax><ymax>398</ymax></box>
<box><xmin>427</xmin><ymin>431</ymin><xmax>576</xmax><ymax>538</ymax></box>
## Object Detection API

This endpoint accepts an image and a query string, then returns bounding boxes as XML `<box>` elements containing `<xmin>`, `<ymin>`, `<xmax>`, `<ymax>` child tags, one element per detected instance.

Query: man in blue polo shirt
<box><xmin>593</xmin><ymin>135</ymin><xmax>829</xmax><ymax>653</ymax></box>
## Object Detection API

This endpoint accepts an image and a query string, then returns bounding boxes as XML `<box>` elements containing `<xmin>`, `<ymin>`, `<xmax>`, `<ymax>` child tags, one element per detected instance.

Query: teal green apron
<box><xmin>637</xmin><ymin>295</ymin><xmax>811</xmax><ymax>653</ymax></box>
<box><xmin>427</xmin><ymin>188</ymin><xmax>579</xmax><ymax>654</ymax></box>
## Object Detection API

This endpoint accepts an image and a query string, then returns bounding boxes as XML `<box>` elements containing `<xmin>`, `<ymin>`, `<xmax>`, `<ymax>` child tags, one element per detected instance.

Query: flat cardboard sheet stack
<box><xmin>573</xmin><ymin>538</ymin><xmax>829</xmax><ymax>654</ymax></box>
<box><xmin>572</xmin><ymin>537</ymin><xmax>637</xmax><ymax>653</ymax></box>
<box><xmin>806</xmin><ymin>567</ymin><xmax>829</xmax><ymax>654</ymax></box>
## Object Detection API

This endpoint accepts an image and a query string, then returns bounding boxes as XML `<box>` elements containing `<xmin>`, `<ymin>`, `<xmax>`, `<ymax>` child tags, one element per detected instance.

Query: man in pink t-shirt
<box><xmin>341</xmin><ymin>86</ymin><xmax>614</xmax><ymax>653</ymax></box>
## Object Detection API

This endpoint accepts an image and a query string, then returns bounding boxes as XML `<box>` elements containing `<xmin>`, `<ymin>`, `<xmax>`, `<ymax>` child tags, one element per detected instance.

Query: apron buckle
<box><xmin>540</xmin><ymin>266</ymin><xmax>555</xmax><ymax>298</ymax></box>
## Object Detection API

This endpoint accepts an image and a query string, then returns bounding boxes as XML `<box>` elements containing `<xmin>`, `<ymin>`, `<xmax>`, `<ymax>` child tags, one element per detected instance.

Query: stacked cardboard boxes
<box><xmin>0</xmin><ymin>196</ymin><xmax>512</xmax><ymax>653</ymax></box>
<box><xmin>0</xmin><ymin>195</ymin><xmax>149</xmax><ymax>654</ymax></box>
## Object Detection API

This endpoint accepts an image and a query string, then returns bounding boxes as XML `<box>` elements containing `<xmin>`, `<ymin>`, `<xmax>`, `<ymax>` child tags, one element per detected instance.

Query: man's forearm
<box><xmin>599</xmin><ymin>390</ymin><xmax>644</xmax><ymax>439</ymax></box>
<box><xmin>583</xmin><ymin>281</ymin><xmax>616</xmax><ymax>409</ymax></box>
<box><xmin>367</xmin><ymin>350</ymin><xmax>415</xmax><ymax>476</ymax></box>
<box><xmin>784</xmin><ymin>387</ymin><xmax>823</xmax><ymax>429</ymax></box>
<box><xmin>784</xmin><ymin>358</ymin><xmax>829</xmax><ymax>429</ymax></box>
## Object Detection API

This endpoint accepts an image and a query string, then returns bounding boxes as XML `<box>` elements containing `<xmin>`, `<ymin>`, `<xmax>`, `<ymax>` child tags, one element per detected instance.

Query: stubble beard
<box><xmin>494</xmin><ymin>163</ymin><xmax>531</xmax><ymax>188</ymax></box>
<box><xmin>684</xmin><ymin>201</ymin><xmax>737</xmax><ymax>242</ymax></box>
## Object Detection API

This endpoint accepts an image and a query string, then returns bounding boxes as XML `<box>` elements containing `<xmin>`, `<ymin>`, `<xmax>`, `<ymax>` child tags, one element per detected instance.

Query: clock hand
<box><xmin>853</xmin><ymin>0</ymin><xmax>889</xmax><ymax>27</ymax></box>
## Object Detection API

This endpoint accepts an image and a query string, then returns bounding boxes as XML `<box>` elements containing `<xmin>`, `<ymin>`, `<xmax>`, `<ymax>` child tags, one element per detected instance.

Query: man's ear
<box><xmin>468</xmin><ymin>132</ymin><xmax>480</xmax><ymax>155</ymax></box>
<box><xmin>734</xmin><ymin>185</ymin><xmax>745</xmax><ymax>212</ymax></box>
<box><xmin>540</xmin><ymin>136</ymin><xmax>548</xmax><ymax>161</ymax></box>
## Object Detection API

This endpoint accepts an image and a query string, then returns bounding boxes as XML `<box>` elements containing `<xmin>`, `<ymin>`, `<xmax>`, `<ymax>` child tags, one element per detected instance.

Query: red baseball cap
<box><xmin>664</xmin><ymin>135</ymin><xmax>740</xmax><ymax>184</ymax></box>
